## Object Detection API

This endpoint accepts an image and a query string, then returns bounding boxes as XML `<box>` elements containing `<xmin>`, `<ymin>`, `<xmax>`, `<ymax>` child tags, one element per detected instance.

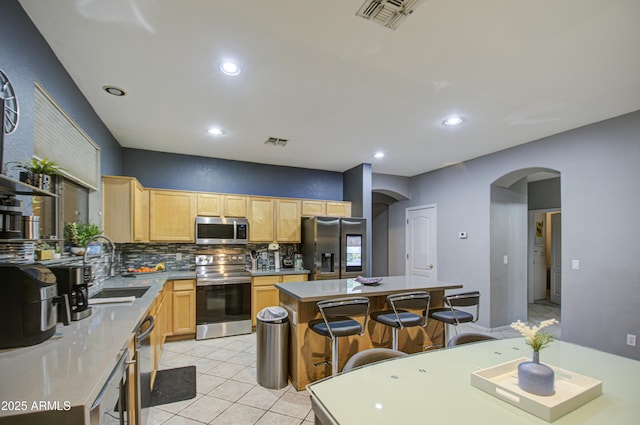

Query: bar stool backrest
<box><xmin>444</xmin><ymin>291</ymin><xmax>480</xmax><ymax>322</ymax></box>
<box><xmin>316</xmin><ymin>297</ymin><xmax>370</xmax><ymax>336</ymax></box>
<box><xmin>387</xmin><ymin>291</ymin><xmax>431</xmax><ymax>327</ymax></box>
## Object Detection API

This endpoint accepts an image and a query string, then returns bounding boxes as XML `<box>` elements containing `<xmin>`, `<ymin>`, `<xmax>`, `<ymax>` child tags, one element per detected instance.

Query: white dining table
<box><xmin>306</xmin><ymin>338</ymin><xmax>640</xmax><ymax>425</ymax></box>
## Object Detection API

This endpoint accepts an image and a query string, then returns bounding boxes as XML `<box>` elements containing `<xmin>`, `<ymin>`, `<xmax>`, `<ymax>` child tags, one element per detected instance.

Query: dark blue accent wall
<box><xmin>1</xmin><ymin>0</ymin><xmax>122</xmax><ymax>176</ymax></box>
<box><xmin>122</xmin><ymin>148</ymin><xmax>343</xmax><ymax>200</ymax></box>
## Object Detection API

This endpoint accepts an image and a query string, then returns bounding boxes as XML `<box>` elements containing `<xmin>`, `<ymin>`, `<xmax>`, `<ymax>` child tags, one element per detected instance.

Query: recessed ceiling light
<box><xmin>443</xmin><ymin>116</ymin><xmax>463</xmax><ymax>126</ymax></box>
<box><xmin>103</xmin><ymin>85</ymin><xmax>126</xmax><ymax>96</ymax></box>
<box><xmin>208</xmin><ymin>127</ymin><xmax>224</xmax><ymax>136</ymax></box>
<box><xmin>374</xmin><ymin>152</ymin><xmax>385</xmax><ymax>159</ymax></box>
<box><xmin>219</xmin><ymin>61</ymin><xmax>241</xmax><ymax>76</ymax></box>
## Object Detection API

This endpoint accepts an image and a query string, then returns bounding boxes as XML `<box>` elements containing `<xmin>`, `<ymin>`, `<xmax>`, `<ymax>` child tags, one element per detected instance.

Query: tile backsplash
<box><xmin>117</xmin><ymin>242</ymin><xmax>302</xmax><ymax>272</ymax></box>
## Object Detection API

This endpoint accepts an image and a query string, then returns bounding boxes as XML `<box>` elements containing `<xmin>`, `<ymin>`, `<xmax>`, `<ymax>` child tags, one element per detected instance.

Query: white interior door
<box><xmin>550</xmin><ymin>213</ymin><xmax>562</xmax><ymax>304</ymax></box>
<box><xmin>406</xmin><ymin>205</ymin><xmax>437</xmax><ymax>283</ymax></box>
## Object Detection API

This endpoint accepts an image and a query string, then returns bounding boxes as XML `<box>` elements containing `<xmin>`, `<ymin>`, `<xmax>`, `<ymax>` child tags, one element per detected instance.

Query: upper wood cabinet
<box><xmin>196</xmin><ymin>193</ymin><xmax>221</xmax><ymax>216</ymax></box>
<box><xmin>197</xmin><ymin>193</ymin><xmax>247</xmax><ymax>217</ymax></box>
<box><xmin>301</xmin><ymin>200</ymin><xmax>326</xmax><ymax>217</ymax></box>
<box><xmin>326</xmin><ymin>201</ymin><xmax>352</xmax><ymax>217</ymax></box>
<box><xmin>276</xmin><ymin>198</ymin><xmax>301</xmax><ymax>242</ymax></box>
<box><xmin>248</xmin><ymin>197</ymin><xmax>302</xmax><ymax>243</ymax></box>
<box><xmin>149</xmin><ymin>189</ymin><xmax>196</xmax><ymax>241</ymax></box>
<box><xmin>248</xmin><ymin>197</ymin><xmax>274</xmax><ymax>242</ymax></box>
<box><xmin>223</xmin><ymin>195</ymin><xmax>247</xmax><ymax>217</ymax></box>
<box><xmin>102</xmin><ymin>176</ymin><xmax>149</xmax><ymax>243</ymax></box>
<box><xmin>302</xmin><ymin>200</ymin><xmax>351</xmax><ymax>218</ymax></box>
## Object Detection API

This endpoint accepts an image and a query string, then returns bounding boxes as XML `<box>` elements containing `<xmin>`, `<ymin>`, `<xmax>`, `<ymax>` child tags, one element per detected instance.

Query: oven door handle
<box><xmin>197</xmin><ymin>278</ymin><xmax>250</xmax><ymax>286</ymax></box>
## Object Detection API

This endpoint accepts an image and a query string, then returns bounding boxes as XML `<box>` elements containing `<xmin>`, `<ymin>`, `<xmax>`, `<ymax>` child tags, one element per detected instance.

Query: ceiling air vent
<box><xmin>356</xmin><ymin>0</ymin><xmax>425</xmax><ymax>30</ymax></box>
<box><xmin>264</xmin><ymin>137</ymin><xmax>289</xmax><ymax>147</ymax></box>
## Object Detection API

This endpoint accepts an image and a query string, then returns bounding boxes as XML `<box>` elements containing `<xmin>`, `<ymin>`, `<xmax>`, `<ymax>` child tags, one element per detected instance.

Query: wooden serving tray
<box><xmin>470</xmin><ymin>357</ymin><xmax>602</xmax><ymax>422</ymax></box>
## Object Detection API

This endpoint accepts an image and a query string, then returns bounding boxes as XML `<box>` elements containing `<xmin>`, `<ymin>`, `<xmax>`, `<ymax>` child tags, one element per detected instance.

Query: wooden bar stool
<box><xmin>309</xmin><ymin>296</ymin><xmax>370</xmax><ymax>376</ymax></box>
<box><xmin>370</xmin><ymin>291</ymin><xmax>431</xmax><ymax>351</ymax></box>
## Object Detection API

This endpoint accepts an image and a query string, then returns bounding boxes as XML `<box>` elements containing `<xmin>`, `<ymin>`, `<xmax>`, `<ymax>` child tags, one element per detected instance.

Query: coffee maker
<box><xmin>0</xmin><ymin>264</ymin><xmax>70</xmax><ymax>349</ymax></box>
<box><xmin>49</xmin><ymin>264</ymin><xmax>92</xmax><ymax>321</ymax></box>
<box><xmin>0</xmin><ymin>196</ymin><xmax>22</xmax><ymax>239</ymax></box>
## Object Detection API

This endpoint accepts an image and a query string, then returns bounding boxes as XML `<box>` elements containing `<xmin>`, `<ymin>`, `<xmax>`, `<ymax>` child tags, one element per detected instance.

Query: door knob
<box><xmin>427</xmin><ymin>264</ymin><xmax>434</xmax><ymax>269</ymax></box>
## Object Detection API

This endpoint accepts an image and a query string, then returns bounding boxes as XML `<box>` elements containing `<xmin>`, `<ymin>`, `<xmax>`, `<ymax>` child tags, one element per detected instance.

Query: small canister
<box><xmin>22</xmin><ymin>215</ymin><xmax>40</xmax><ymax>240</ymax></box>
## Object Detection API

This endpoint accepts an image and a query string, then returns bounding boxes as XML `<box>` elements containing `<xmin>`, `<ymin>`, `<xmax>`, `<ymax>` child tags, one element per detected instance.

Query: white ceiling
<box><xmin>18</xmin><ymin>0</ymin><xmax>640</xmax><ymax>177</ymax></box>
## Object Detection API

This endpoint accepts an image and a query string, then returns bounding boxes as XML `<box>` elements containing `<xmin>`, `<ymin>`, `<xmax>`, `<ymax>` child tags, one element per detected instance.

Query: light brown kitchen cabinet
<box><xmin>249</xmin><ymin>197</ymin><xmax>302</xmax><ymax>242</ymax></box>
<box><xmin>276</xmin><ymin>198</ymin><xmax>301</xmax><ymax>242</ymax></box>
<box><xmin>102</xmin><ymin>176</ymin><xmax>149</xmax><ymax>242</ymax></box>
<box><xmin>171</xmin><ymin>279</ymin><xmax>196</xmax><ymax>335</ymax></box>
<box><xmin>223</xmin><ymin>195</ymin><xmax>247</xmax><ymax>217</ymax></box>
<box><xmin>248</xmin><ymin>197</ymin><xmax>274</xmax><ymax>242</ymax></box>
<box><xmin>149</xmin><ymin>189</ymin><xmax>197</xmax><ymax>241</ymax></box>
<box><xmin>196</xmin><ymin>193</ymin><xmax>221</xmax><ymax>216</ymax></box>
<box><xmin>326</xmin><ymin>201</ymin><xmax>351</xmax><ymax>217</ymax></box>
<box><xmin>301</xmin><ymin>200</ymin><xmax>326</xmax><ymax>217</ymax></box>
<box><xmin>251</xmin><ymin>274</ymin><xmax>307</xmax><ymax>326</ymax></box>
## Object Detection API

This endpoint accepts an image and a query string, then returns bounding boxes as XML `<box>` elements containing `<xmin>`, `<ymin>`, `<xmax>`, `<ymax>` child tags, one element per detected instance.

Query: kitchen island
<box><xmin>276</xmin><ymin>275</ymin><xmax>463</xmax><ymax>390</ymax></box>
<box><xmin>0</xmin><ymin>270</ymin><xmax>193</xmax><ymax>425</ymax></box>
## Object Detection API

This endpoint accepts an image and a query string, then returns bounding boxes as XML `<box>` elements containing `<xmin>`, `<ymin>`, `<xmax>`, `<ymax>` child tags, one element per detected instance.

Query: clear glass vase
<box><xmin>517</xmin><ymin>350</ymin><xmax>555</xmax><ymax>396</ymax></box>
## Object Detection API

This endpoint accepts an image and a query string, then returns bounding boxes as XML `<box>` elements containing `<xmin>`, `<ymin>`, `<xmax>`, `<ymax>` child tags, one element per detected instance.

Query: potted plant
<box><xmin>14</xmin><ymin>157</ymin><xmax>62</xmax><ymax>191</ymax></box>
<box><xmin>64</xmin><ymin>222</ymin><xmax>102</xmax><ymax>255</ymax></box>
<box><xmin>34</xmin><ymin>241</ymin><xmax>55</xmax><ymax>261</ymax></box>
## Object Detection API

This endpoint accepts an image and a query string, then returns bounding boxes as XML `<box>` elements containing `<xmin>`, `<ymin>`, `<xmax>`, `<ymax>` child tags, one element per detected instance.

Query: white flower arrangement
<box><xmin>511</xmin><ymin>319</ymin><xmax>558</xmax><ymax>352</ymax></box>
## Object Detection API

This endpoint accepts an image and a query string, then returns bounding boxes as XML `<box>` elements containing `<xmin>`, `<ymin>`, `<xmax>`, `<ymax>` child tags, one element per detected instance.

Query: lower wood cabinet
<box><xmin>251</xmin><ymin>274</ymin><xmax>307</xmax><ymax>326</ymax></box>
<box><xmin>171</xmin><ymin>279</ymin><xmax>196</xmax><ymax>335</ymax></box>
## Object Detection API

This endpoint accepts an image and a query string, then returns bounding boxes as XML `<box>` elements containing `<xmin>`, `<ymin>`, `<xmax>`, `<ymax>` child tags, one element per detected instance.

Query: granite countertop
<box><xmin>275</xmin><ymin>275</ymin><xmax>463</xmax><ymax>302</ymax></box>
<box><xmin>0</xmin><ymin>270</ymin><xmax>192</xmax><ymax>421</ymax></box>
<box><xmin>250</xmin><ymin>268</ymin><xmax>310</xmax><ymax>277</ymax></box>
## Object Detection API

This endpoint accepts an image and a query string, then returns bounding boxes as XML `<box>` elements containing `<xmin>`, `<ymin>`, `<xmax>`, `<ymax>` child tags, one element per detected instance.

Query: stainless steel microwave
<box><xmin>195</xmin><ymin>216</ymin><xmax>249</xmax><ymax>245</ymax></box>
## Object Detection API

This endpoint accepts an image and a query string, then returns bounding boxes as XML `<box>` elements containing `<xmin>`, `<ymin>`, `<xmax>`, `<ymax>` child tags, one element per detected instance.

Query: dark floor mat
<box><xmin>143</xmin><ymin>366</ymin><xmax>197</xmax><ymax>407</ymax></box>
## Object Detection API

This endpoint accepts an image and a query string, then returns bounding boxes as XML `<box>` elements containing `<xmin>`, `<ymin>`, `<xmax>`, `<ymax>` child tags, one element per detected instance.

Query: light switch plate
<box><xmin>572</xmin><ymin>259</ymin><xmax>580</xmax><ymax>270</ymax></box>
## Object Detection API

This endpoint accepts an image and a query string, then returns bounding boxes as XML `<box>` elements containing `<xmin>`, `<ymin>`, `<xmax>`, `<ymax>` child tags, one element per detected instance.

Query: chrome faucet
<box><xmin>83</xmin><ymin>235</ymin><xmax>117</xmax><ymax>277</ymax></box>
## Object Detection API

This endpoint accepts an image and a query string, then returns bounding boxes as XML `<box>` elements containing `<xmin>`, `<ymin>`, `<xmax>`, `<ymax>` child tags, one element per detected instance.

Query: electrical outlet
<box><xmin>627</xmin><ymin>334</ymin><xmax>637</xmax><ymax>347</ymax></box>
<box><xmin>503</xmin><ymin>255</ymin><xmax>508</xmax><ymax>264</ymax></box>
<box><xmin>176</xmin><ymin>252</ymin><xmax>182</xmax><ymax>261</ymax></box>
<box><xmin>572</xmin><ymin>259</ymin><xmax>580</xmax><ymax>270</ymax></box>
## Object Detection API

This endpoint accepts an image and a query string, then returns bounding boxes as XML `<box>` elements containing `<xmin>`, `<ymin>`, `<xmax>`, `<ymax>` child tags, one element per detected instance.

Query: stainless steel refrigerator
<box><xmin>301</xmin><ymin>216</ymin><xmax>367</xmax><ymax>280</ymax></box>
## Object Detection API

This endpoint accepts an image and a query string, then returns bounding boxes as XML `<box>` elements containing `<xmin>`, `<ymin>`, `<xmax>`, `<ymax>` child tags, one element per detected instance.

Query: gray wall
<box><xmin>122</xmin><ymin>148</ymin><xmax>343</xmax><ymax>200</ymax></box>
<box><xmin>490</xmin><ymin>179</ymin><xmax>528</xmax><ymax>328</ymax></box>
<box><xmin>344</xmin><ymin>163</ymin><xmax>372</xmax><ymax>276</ymax></box>
<box><xmin>389</xmin><ymin>110</ymin><xmax>640</xmax><ymax>360</ymax></box>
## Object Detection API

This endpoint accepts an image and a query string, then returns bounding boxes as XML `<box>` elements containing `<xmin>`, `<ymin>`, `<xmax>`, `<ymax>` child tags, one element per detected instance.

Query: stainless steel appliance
<box><xmin>195</xmin><ymin>216</ymin><xmax>249</xmax><ymax>245</ymax></box>
<box><xmin>195</xmin><ymin>249</ymin><xmax>252</xmax><ymax>339</ymax></box>
<box><xmin>0</xmin><ymin>264</ymin><xmax>70</xmax><ymax>348</ymax></box>
<box><xmin>301</xmin><ymin>217</ymin><xmax>367</xmax><ymax>280</ymax></box>
<box><xmin>89</xmin><ymin>348</ymin><xmax>131</xmax><ymax>425</ymax></box>
<box><xmin>0</xmin><ymin>195</ymin><xmax>22</xmax><ymax>239</ymax></box>
<box><xmin>49</xmin><ymin>264</ymin><xmax>93</xmax><ymax>321</ymax></box>
<box><xmin>136</xmin><ymin>316</ymin><xmax>154</xmax><ymax>425</ymax></box>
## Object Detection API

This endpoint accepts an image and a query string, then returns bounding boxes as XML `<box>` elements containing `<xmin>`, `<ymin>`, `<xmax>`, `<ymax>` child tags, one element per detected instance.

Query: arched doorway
<box><xmin>490</xmin><ymin>167</ymin><xmax>561</xmax><ymax>328</ymax></box>
<box><xmin>371</xmin><ymin>186</ymin><xmax>410</xmax><ymax>277</ymax></box>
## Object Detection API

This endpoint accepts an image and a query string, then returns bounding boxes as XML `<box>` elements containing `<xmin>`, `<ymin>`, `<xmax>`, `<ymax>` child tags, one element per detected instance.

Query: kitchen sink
<box><xmin>91</xmin><ymin>286</ymin><xmax>151</xmax><ymax>299</ymax></box>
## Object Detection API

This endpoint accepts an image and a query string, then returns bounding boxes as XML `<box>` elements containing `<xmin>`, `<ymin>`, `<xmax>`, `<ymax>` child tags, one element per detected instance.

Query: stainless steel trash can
<box><xmin>256</xmin><ymin>306</ymin><xmax>289</xmax><ymax>389</ymax></box>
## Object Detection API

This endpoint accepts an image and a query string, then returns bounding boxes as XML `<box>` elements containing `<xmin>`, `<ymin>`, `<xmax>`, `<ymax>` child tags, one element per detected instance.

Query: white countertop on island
<box><xmin>275</xmin><ymin>275</ymin><xmax>463</xmax><ymax>302</ymax></box>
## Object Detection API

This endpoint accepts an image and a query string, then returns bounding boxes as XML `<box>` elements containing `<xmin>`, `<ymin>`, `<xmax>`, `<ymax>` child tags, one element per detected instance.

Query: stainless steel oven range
<box><xmin>195</xmin><ymin>250</ymin><xmax>252</xmax><ymax>340</ymax></box>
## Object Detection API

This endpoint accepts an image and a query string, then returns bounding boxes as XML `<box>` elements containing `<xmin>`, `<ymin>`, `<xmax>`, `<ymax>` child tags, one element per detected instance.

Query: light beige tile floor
<box><xmin>150</xmin><ymin>302</ymin><xmax>560</xmax><ymax>424</ymax></box>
